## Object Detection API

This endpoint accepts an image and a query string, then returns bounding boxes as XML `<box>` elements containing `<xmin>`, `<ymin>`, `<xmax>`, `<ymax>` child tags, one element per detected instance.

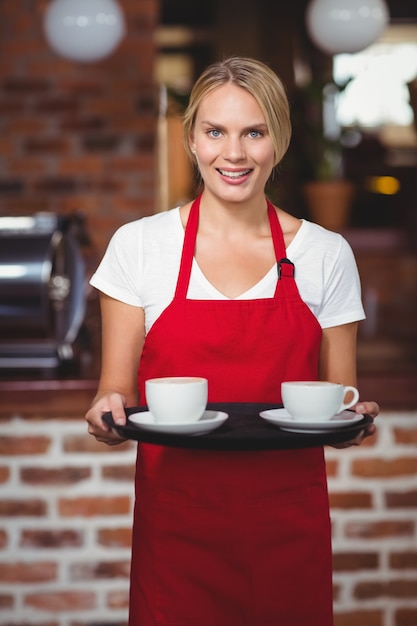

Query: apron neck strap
<box><xmin>175</xmin><ymin>195</ymin><xmax>201</xmax><ymax>298</ymax></box>
<box><xmin>266</xmin><ymin>199</ymin><xmax>287</xmax><ymax>260</ymax></box>
<box><xmin>175</xmin><ymin>195</ymin><xmax>288</xmax><ymax>299</ymax></box>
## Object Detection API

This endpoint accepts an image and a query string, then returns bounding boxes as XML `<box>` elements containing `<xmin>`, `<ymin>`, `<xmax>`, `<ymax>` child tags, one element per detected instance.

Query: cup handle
<box><xmin>338</xmin><ymin>386</ymin><xmax>360</xmax><ymax>413</ymax></box>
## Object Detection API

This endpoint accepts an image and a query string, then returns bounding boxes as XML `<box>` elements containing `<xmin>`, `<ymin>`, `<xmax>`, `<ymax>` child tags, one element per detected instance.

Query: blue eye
<box><xmin>249</xmin><ymin>130</ymin><xmax>262</xmax><ymax>138</ymax></box>
<box><xmin>208</xmin><ymin>129</ymin><xmax>221</xmax><ymax>138</ymax></box>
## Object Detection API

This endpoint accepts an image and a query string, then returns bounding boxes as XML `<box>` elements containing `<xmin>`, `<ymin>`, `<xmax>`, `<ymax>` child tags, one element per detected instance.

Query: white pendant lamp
<box><xmin>306</xmin><ymin>0</ymin><xmax>389</xmax><ymax>55</ymax></box>
<box><xmin>43</xmin><ymin>0</ymin><xmax>126</xmax><ymax>62</ymax></box>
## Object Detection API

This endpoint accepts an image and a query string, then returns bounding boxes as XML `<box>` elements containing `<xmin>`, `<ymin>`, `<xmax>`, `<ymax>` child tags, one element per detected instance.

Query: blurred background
<box><xmin>0</xmin><ymin>2</ymin><xmax>416</xmax><ymax>625</ymax></box>
<box><xmin>0</xmin><ymin>0</ymin><xmax>416</xmax><ymax>403</ymax></box>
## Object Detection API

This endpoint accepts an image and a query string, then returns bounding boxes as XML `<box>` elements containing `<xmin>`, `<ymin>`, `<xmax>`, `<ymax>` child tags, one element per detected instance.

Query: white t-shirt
<box><xmin>90</xmin><ymin>207</ymin><xmax>365</xmax><ymax>334</ymax></box>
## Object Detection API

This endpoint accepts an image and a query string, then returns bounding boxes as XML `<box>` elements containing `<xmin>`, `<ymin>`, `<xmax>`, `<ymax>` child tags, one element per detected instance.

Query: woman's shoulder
<box><xmin>293</xmin><ymin>219</ymin><xmax>348</xmax><ymax>249</ymax></box>
<box><xmin>288</xmin><ymin>219</ymin><xmax>357</xmax><ymax>273</ymax></box>
<box><xmin>111</xmin><ymin>206</ymin><xmax>181</xmax><ymax>244</ymax></box>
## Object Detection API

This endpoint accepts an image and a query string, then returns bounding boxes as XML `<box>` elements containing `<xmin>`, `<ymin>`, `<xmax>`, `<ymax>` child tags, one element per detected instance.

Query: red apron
<box><xmin>130</xmin><ymin>196</ymin><xmax>333</xmax><ymax>626</ymax></box>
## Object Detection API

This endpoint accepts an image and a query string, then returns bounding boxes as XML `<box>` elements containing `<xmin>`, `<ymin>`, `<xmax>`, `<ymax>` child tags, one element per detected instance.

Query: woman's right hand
<box><xmin>85</xmin><ymin>294</ymin><xmax>145</xmax><ymax>446</ymax></box>
<box><xmin>85</xmin><ymin>392</ymin><xmax>129</xmax><ymax>446</ymax></box>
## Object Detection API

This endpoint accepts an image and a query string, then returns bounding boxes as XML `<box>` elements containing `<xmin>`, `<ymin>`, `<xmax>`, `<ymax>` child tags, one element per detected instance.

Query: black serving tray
<box><xmin>102</xmin><ymin>403</ymin><xmax>372</xmax><ymax>451</ymax></box>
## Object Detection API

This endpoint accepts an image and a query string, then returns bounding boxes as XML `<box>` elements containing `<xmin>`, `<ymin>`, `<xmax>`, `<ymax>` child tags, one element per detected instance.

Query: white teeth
<box><xmin>218</xmin><ymin>169</ymin><xmax>250</xmax><ymax>178</ymax></box>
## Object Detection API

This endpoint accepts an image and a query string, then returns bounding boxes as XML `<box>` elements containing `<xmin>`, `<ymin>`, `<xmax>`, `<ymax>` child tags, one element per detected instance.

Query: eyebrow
<box><xmin>200</xmin><ymin>120</ymin><xmax>268</xmax><ymax>131</ymax></box>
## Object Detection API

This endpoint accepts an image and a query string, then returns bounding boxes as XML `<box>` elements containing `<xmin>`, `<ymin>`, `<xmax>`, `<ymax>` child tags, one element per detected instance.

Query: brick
<box><xmin>0</xmin><ymin>98</ymin><xmax>25</xmax><ymax>114</ymax></box>
<box><xmin>355</xmin><ymin>579</ymin><xmax>417</xmax><ymax>599</ymax></box>
<box><xmin>0</xmin><ymin>465</ymin><xmax>10</xmax><ymax>482</ymax></box>
<box><xmin>20</xmin><ymin>530</ymin><xmax>83</xmax><ymax>549</ymax></box>
<box><xmin>58</xmin><ymin>195</ymin><xmax>102</xmax><ymax>215</ymax></box>
<box><xmin>97</xmin><ymin>527</ymin><xmax>132</xmax><ymax>549</ymax></box>
<box><xmin>0</xmin><ymin>499</ymin><xmax>47</xmax><ymax>517</ymax></box>
<box><xmin>107</xmin><ymin>588</ymin><xmax>129</xmax><ymax>609</ymax></box>
<box><xmin>352</xmin><ymin>457</ymin><xmax>417</xmax><ymax>477</ymax></box>
<box><xmin>345</xmin><ymin>520</ymin><xmax>414</xmax><ymax>539</ymax></box>
<box><xmin>87</xmin><ymin>98</ymin><xmax>133</xmax><ymax>117</ymax></box>
<box><xmin>63</xmin><ymin>434</ymin><xmax>134</xmax><ymax>453</ymax></box>
<box><xmin>88</xmin><ymin>178</ymin><xmax>127</xmax><ymax>193</ymax></box>
<box><xmin>394</xmin><ymin>427</ymin><xmax>417</xmax><ymax>444</ymax></box>
<box><xmin>135</xmin><ymin>90</ymin><xmax>158</xmax><ymax>116</ymax></box>
<box><xmin>107</xmin><ymin>155</ymin><xmax>155</xmax><ymax>172</ymax></box>
<box><xmin>70</xmin><ymin>621</ymin><xmax>126</xmax><ymax>626</ymax></box>
<box><xmin>59</xmin><ymin>496</ymin><xmax>131</xmax><ymax>517</ymax></box>
<box><xmin>333</xmin><ymin>551</ymin><xmax>379</xmax><ymax>571</ymax></box>
<box><xmin>101</xmin><ymin>464</ymin><xmax>136</xmax><ymax>481</ymax></box>
<box><xmin>0</xmin><ymin>593</ymin><xmax>13</xmax><ymax>608</ymax></box>
<box><xmin>34</xmin><ymin>97</ymin><xmax>80</xmax><ymax>114</ymax></box>
<box><xmin>6</xmin><ymin>117</ymin><xmax>47</xmax><ymax>133</ymax></box>
<box><xmin>82</xmin><ymin>135</ymin><xmax>121</xmax><ymax>152</ymax></box>
<box><xmin>0</xmin><ymin>529</ymin><xmax>7</xmax><ymax>548</ymax></box>
<box><xmin>24</xmin><ymin>591</ymin><xmax>95</xmax><ymax>612</ymax></box>
<box><xmin>8</xmin><ymin>12</ymin><xmax>33</xmax><ymax>35</ymax></box>
<box><xmin>34</xmin><ymin>177</ymin><xmax>78</xmax><ymax>193</ymax></box>
<box><xmin>20</xmin><ymin>466</ymin><xmax>91</xmax><ymax>485</ymax></box>
<box><xmin>2</xmin><ymin>77</ymin><xmax>50</xmax><ymax>93</ymax></box>
<box><xmin>390</xmin><ymin>551</ymin><xmax>417</xmax><ymax>569</ymax></box>
<box><xmin>0</xmin><ymin>435</ymin><xmax>50</xmax><ymax>455</ymax></box>
<box><xmin>27</xmin><ymin>60</ymin><xmax>76</xmax><ymax>78</ymax></box>
<box><xmin>24</xmin><ymin>137</ymin><xmax>70</xmax><ymax>153</ymax></box>
<box><xmin>324</xmin><ymin>458</ymin><xmax>339</xmax><ymax>476</ymax></box>
<box><xmin>60</xmin><ymin>115</ymin><xmax>106</xmax><ymax>132</ymax></box>
<box><xmin>8</xmin><ymin>158</ymin><xmax>48</xmax><ymax>174</ymax></box>
<box><xmin>0</xmin><ymin>561</ymin><xmax>57</xmax><ymax>583</ymax></box>
<box><xmin>0</xmin><ymin>197</ymin><xmax>50</xmax><ymax>213</ymax></box>
<box><xmin>59</xmin><ymin>78</ymin><xmax>104</xmax><ymax>97</ymax></box>
<box><xmin>69</xmin><ymin>560</ymin><xmax>130</xmax><ymax>581</ymax></box>
<box><xmin>60</xmin><ymin>157</ymin><xmax>105</xmax><ymax>176</ymax></box>
<box><xmin>0</xmin><ymin>137</ymin><xmax>14</xmax><ymax>153</ymax></box>
<box><xmin>333</xmin><ymin>610</ymin><xmax>383</xmax><ymax>626</ymax></box>
<box><xmin>329</xmin><ymin>491</ymin><xmax>373</xmax><ymax>509</ymax></box>
<box><xmin>1</xmin><ymin>39</ymin><xmax>45</xmax><ymax>57</ymax></box>
<box><xmin>113</xmin><ymin>115</ymin><xmax>157</xmax><ymax>134</ymax></box>
<box><xmin>135</xmin><ymin>131</ymin><xmax>156</xmax><ymax>152</ymax></box>
<box><xmin>395</xmin><ymin>608</ymin><xmax>417</xmax><ymax>626</ymax></box>
<box><xmin>386</xmin><ymin>489</ymin><xmax>417</xmax><ymax>508</ymax></box>
<box><xmin>0</xmin><ymin>179</ymin><xmax>24</xmax><ymax>194</ymax></box>
<box><xmin>333</xmin><ymin>581</ymin><xmax>342</xmax><ymax>601</ymax></box>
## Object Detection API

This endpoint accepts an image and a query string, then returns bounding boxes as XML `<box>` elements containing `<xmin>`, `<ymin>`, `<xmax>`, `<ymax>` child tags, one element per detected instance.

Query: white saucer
<box><xmin>128</xmin><ymin>410</ymin><xmax>229</xmax><ymax>435</ymax></box>
<box><xmin>259</xmin><ymin>408</ymin><xmax>364</xmax><ymax>433</ymax></box>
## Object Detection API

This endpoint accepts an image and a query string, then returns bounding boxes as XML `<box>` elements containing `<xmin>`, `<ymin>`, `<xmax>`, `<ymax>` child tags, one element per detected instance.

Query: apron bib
<box><xmin>129</xmin><ymin>197</ymin><xmax>333</xmax><ymax>626</ymax></box>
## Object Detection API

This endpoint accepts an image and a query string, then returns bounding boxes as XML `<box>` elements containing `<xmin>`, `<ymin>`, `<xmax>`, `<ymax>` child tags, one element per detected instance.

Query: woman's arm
<box><xmin>320</xmin><ymin>322</ymin><xmax>378</xmax><ymax>446</ymax></box>
<box><xmin>85</xmin><ymin>293</ymin><xmax>146</xmax><ymax>445</ymax></box>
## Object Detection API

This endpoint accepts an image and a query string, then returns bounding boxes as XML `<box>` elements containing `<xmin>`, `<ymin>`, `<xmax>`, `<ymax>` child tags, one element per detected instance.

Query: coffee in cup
<box><xmin>145</xmin><ymin>376</ymin><xmax>208</xmax><ymax>423</ymax></box>
<box><xmin>281</xmin><ymin>381</ymin><xmax>360</xmax><ymax>422</ymax></box>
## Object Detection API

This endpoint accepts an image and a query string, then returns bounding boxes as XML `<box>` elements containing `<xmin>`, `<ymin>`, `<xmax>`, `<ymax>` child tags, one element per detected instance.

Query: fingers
<box><xmin>85</xmin><ymin>392</ymin><xmax>128</xmax><ymax>445</ymax></box>
<box><xmin>355</xmin><ymin>401</ymin><xmax>380</xmax><ymax>418</ymax></box>
<box><xmin>108</xmin><ymin>393</ymin><xmax>128</xmax><ymax>426</ymax></box>
<box><xmin>331</xmin><ymin>408</ymin><xmax>378</xmax><ymax>449</ymax></box>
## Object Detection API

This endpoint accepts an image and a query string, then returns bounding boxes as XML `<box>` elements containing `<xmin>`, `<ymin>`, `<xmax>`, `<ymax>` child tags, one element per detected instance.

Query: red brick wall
<box><xmin>0</xmin><ymin>0</ymin><xmax>159</xmax><ymax>257</ymax></box>
<box><xmin>0</xmin><ymin>409</ymin><xmax>136</xmax><ymax>623</ymax></box>
<box><xmin>1</xmin><ymin>406</ymin><xmax>416</xmax><ymax>625</ymax></box>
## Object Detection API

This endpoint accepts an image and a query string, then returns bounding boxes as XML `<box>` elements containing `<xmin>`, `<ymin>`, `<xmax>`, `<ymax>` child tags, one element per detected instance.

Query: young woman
<box><xmin>85</xmin><ymin>56</ymin><xmax>379</xmax><ymax>625</ymax></box>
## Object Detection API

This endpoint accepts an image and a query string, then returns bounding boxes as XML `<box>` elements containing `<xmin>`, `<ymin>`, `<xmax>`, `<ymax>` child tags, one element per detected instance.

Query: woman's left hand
<box><xmin>330</xmin><ymin>400</ymin><xmax>379</xmax><ymax>449</ymax></box>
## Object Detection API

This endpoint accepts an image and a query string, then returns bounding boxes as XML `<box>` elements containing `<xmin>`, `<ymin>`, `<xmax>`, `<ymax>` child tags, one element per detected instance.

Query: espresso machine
<box><xmin>0</xmin><ymin>213</ymin><xmax>86</xmax><ymax>370</ymax></box>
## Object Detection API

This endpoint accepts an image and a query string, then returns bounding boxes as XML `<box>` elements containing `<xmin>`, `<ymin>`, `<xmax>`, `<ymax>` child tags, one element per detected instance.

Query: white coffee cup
<box><xmin>145</xmin><ymin>377</ymin><xmax>208</xmax><ymax>423</ymax></box>
<box><xmin>281</xmin><ymin>381</ymin><xmax>360</xmax><ymax>422</ymax></box>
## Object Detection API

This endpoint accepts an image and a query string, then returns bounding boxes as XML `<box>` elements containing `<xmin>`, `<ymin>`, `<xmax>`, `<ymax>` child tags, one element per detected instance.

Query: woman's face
<box><xmin>189</xmin><ymin>83</ymin><xmax>275</xmax><ymax>204</ymax></box>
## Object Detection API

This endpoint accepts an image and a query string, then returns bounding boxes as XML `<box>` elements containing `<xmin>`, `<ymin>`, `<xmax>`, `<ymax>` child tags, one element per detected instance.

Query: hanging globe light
<box><xmin>306</xmin><ymin>0</ymin><xmax>389</xmax><ymax>55</ymax></box>
<box><xmin>43</xmin><ymin>0</ymin><xmax>126</xmax><ymax>62</ymax></box>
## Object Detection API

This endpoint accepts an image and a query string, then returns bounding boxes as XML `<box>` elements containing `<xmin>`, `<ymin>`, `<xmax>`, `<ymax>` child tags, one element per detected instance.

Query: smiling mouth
<box><xmin>217</xmin><ymin>168</ymin><xmax>252</xmax><ymax>179</ymax></box>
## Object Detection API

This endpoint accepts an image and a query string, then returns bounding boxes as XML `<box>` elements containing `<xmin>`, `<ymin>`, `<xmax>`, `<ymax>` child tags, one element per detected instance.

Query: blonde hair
<box><xmin>183</xmin><ymin>56</ymin><xmax>292</xmax><ymax>167</ymax></box>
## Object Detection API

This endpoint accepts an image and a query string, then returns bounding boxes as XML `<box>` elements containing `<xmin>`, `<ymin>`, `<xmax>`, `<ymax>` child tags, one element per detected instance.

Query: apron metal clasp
<box><xmin>277</xmin><ymin>258</ymin><xmax>295</xmax><ymax>279</ymax></box>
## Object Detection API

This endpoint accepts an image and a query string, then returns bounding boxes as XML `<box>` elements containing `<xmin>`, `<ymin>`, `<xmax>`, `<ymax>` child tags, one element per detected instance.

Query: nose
<box><xmin>223</xmin><ymin>136</ymin><xmax>245</xmax><ymax>161</ymax></box>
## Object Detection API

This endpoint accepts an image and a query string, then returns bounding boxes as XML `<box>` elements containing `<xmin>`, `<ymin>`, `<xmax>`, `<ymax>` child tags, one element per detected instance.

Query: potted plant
<box><xmin>290</xmin><ymin>78</ymin><xmax>355</xmax><ymax>231</ymax></box>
